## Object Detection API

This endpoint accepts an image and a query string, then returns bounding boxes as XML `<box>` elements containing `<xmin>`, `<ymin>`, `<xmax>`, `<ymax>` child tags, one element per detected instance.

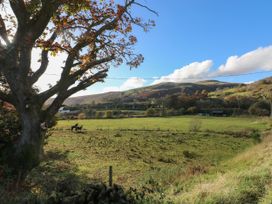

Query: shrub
<box><xmin>183</xmin><ymin>150</ymin><xmax>197</xmax><ymax>159</ymax></box>
<box><xmin>165</xmin><ymin>108</ymin><xmax>177</xmax><ymax>116</ymax></box>
<box><xmin>248</xmin><ymin>101</ymin><xmax>270</xmax><ymax>116</ymax></box>
<box><xmin>113</xmin><ymin>110</ymin><xmax>121</xmax><ymax>118</ymax></box>
<box><xmin>86</xmin><ymin>109</ymin><xmax>95</xmax><ymax>118</ymax></box>
<box><xmin>128</xmin><ymin>178</ymin><xmax>170</xmax><ymax>203</ymax></box>
<box><xmin>145</xmin><ymin>108</ymin><xmax>156</xmax><ymax>117</ymax></box>
<box><xmin>0</xmin><ymin>104</ymin><xmax>21</xmax><ymax>158</ymax></box>
<box><xmin>186</xmin><ymin>164</ymin><xmax>208</xmax><ymax>176</ymax></box>
<box><xmin>250</xmin><ymin>129</ymin><xmax>261</xmax><ymax>143</ymax></box>
<box><xmin>177</xmin><ymin>108</ymin><xmax>185</xmax><ymax>115</ymax></box>
<box><xmin>186</xmin><ymin>106</ymin><xmax>198</xmax><ymax>114</ymax></box>
<box><xmin>188</xmin><ymin>119</ymin><xmax>202</xmax><ymax>132</ymax></box>
<box><xmin>95</xmin><ymin>111</ymin><xmax>105</xmax><ymax>119</ymax></box>
<box><xmin>105</xmin><ymin>110</ymin><xmax>113</xmax><ymax>118</ymax></box>
<box><xmin>77</xmin><ymin>112</ymin><xmax>86</xmax><ymax>119</ymax></box>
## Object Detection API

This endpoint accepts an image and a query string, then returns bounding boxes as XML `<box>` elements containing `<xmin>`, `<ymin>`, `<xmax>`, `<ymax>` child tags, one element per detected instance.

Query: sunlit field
<box><xmin>57</xmin><ymin>116</ymin><xmax>268</xmax><ymax>132</ymax></box>
<box><xmin>11</xmin><ymin>116</ymin><xmax>270</xmax><ymax>203</ymax></box>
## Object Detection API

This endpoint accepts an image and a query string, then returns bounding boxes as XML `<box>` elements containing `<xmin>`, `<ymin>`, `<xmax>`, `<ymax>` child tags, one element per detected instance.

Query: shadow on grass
<box><xmin>0</xmin><ymin>150</ymin><xmax>132</xmax><ymax>204</ymax></box>
<box><xmin>29</xmin><ymin>149</ymin><xmax>94</xmax><ymax>196</ymax></box>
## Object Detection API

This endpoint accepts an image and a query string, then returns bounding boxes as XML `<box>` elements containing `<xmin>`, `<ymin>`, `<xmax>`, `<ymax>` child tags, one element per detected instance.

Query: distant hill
<box><xmin>57</xmin><ymin>80</ymin><xmax>240</xmax><ymax>106</ymax></box>
<box><xmin>210</xmin><ymin>76</ymin><xmax>272</xmax><ymax>99</ymax></box>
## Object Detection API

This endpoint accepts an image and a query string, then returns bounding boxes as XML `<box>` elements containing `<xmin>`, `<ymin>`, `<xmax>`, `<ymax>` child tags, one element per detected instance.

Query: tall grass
<box><xmin>170</xmin><ymin>134</ymin><xmax>272</xmax><ymax>203</ymax></box>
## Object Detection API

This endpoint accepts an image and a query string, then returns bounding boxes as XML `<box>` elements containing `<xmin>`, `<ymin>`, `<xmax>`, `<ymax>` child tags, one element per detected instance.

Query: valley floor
<box><xmin>1</xmin><ymin>116</ymin><xmax>272</xmax><ymax>203</ymax></box>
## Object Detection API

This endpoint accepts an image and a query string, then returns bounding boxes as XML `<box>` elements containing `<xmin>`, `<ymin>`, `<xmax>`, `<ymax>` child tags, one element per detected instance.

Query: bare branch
<box><xmin>66</xmin><ymin>69</ymin><xmax>108</xmax><ymax>96</ymax></box>
<box><xmin>42</xmin><ymin>69</ymin><xmax>108</xmax><ymax>121</ymax></box>
<box><xmin>30</xmin><ymin>32</ymin><xmax>58</xmax><ymax>84</ymax></box>
<box><xmin>133</xmin><ymin>2</ymin><xmax>159</xmax><ymax>16</ymax></box>
<box><xmin>69</xmin><ymin>55</ymin><xmax>115</xmax><ymax>79</ymax></box>
<box><xmin>39</xmin><ymin>55</ymin><xmax>114</xmax><ymax>103</ymax></box>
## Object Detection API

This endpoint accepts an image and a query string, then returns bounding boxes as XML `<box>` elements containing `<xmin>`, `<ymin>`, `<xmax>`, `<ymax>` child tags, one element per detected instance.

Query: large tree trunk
<box><xmin>270</xmin><ymin>101</ymin><xmax>272</xmax><ymax>118</ymax></box>
<box><xmin>9</xmin><ymin>107</ymin><xmax>45</xmax><ymax>179</ymax></box>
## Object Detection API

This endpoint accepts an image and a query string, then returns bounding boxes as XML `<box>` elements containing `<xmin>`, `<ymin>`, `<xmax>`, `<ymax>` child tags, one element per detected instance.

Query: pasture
<box><xmin>57</xmin><ymin>116</ymin><xmax>268</xmax><ymax>131</ymax></box>
<box><xmin>6</xmin><ymin>116</ymin><xmax>271</xmax><ymax>203</ymax></box>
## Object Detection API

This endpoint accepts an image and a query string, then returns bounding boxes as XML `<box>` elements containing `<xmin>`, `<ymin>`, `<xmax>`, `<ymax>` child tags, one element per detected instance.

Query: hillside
<box><xmin>170</xmin><ymin>132</ymin><xmax>272</xmax><ymax>203</ymax></box>
<box><xmin>60</xmin><ymin>80</ymin><xmax>239</xmax><ymax>106</ymax></box>
<box><xmin>210</xmin><ymin>76</ymin><xmax>272</xmax><ymax>98</ymax></box>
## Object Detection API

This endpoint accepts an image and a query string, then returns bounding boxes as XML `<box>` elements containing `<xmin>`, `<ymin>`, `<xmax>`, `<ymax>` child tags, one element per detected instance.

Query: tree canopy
<box><xmin>0</xmin><ymin>0</ymin><xmax>155</xmax><ymax>120</ymax></box>
<box><xmin>0</xmin><ymin>0</ymin><xmax>155</xmax><ymax>177</ymax></box>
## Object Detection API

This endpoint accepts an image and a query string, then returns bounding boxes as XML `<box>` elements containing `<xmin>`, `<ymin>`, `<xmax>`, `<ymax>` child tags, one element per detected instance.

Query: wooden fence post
<box><xmin>109</xmin><ymin>166</ymin><xmax>113</xmax><ymax>187</ymax></box>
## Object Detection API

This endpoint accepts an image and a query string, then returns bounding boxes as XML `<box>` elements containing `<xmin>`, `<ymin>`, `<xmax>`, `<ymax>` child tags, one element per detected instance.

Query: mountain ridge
<box><xmin>57</xmin><ymin>80</ymin><xmax>240</xmax><ymax>106</ymax></box>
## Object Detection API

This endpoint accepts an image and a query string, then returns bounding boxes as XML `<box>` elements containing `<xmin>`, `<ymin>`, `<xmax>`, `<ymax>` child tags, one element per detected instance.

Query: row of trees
<box><xmin>160</xmin><ymin>92</ymin><xmax>271</xmax><ymax>116</ymax></box>
<box><xmin>59</xmin><ymin>93</ymin><xmax>272</xmax><ymax>119</ymax></box>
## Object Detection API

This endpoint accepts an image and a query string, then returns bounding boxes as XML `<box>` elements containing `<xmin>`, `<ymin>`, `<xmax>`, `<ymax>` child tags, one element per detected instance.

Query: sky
<box><xmin>33</xmin><ymin>0</ymin><xmax>272</xmax><ymax>96</ymax></box>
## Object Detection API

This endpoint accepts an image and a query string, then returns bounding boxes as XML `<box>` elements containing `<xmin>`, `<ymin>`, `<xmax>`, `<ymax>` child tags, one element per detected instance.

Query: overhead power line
<box><xmin>42</xmin><ymin>70</ymin><xmax>272</xmax><ymax>80</ymax></box>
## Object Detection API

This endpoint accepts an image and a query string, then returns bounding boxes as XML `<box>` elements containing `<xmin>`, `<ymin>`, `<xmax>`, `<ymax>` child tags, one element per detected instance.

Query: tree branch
<box><xmin>133</xmin><ymin>2</ymin><xmax>159</xmax><ymax>16</ymax></box>
<box><xmin>66</xmin><ymin>69</ymin><xmax>108</xmax><ymax>96</ymax></box>
<box><xmin>27</xmin><ymin>1</ymin><xmax>60</xmax><ymax>44</ymax></box>
<box><xmin>42</xmin><ymin>69</ymin><xmax>108</xmax><ymax>121</ymax></box>
<box><xmin>30</xmin><ymin>49</ymin><xmax>49</xmax><ymax>84</ymax></box>
<box><xmin>70</xmin><ymin>55</ymin><xmax>115</xmax><ymax>79</ymax></box>
<box><xmin>56</xmin><ymin>0</ymin><xmax>133</xmax><ymax>84</ymax></box>
<box><xmin>0</xmin><ymin>15</ymin><xmax>9</xmax><ymax>44</ymax></box>
<box><xmin>9</xmin><ymin>0</ymin><xmax>29</xmax><ymax>26</ymax></box>
<box><xmin>38</xmin><ymin>0</ymin><xmax>135</xmax><ymax>109</ymax></box>
<box><xmin>30</xmin><ymin>32</ymin><xmax>58</xmax><ymax>84</ymax></box>
<box><xmin>39</xmin><ymin>55</ymin><xmax>114</xmax><ymax>103</ymax></box>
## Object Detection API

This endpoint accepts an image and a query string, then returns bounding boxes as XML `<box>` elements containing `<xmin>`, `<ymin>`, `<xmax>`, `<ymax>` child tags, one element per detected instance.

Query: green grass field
<box><xmin>4</xmin><ymin>116</ymin><xmax>272</xmax><ymax>203</ymax></box>
<box><xmin>57</xmin><ymin>116</ymin><xmax>269</xmax><ymax>132</ymax></box>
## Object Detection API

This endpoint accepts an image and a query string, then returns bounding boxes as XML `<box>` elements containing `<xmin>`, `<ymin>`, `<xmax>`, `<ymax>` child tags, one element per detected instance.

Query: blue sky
<box><xmin>82</xmin><ymin>0</ymin><xmax>272</xmax><ymax>95</ymax></box>
<box><xmin>33</xmin><ymin>0</ymin><xmax>272</xmax><ymax>95</ymax></box>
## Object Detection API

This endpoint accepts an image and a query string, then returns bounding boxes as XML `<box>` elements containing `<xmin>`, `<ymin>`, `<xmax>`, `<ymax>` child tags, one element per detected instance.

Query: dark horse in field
<box><xmin>71</xmin><ymin>123</ymin><xmax>83</xmax><ymax>132</ymax></box>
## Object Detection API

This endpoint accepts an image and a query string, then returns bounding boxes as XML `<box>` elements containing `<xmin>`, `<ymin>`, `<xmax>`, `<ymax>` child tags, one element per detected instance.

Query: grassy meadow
<box><xmin>169</xmin><ymin>132</ymin><xmax>272</xmax><ymax>203</ymax></box>
<box><xmin>4</xmin><ymin>116</ymin><xmax>272</xmax><ymax>203</ymax></box>
<box><xmin>57</xmin><ymin>116</ymin><xmax>268</xmax><ymax>132</ymax></box>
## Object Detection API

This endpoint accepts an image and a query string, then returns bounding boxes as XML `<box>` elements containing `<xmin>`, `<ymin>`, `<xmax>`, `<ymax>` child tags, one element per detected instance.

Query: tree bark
<box><xmin>270</xmin><ymin>101</ymin><xmax>272</xmax><ymax>118</ymax></box>
<box><xmin>8</xmin><ymin>107</ymin><xmax>45</xmax><ymax>179</ymax></box>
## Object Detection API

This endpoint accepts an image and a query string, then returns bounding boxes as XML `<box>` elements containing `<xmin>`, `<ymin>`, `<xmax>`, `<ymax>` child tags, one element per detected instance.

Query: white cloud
<box><xmin>102</xmin><ymin>86</ymin><xmax>121</xmax><ymax>93</ymax></box>
<box><xmin>152</xmin><ymin>60</ymin><xmax>213</xmax><ymax>84</ymax></box>
<box><xmin>120</xmin><ymin>77</ymin><xmax>146</xmax><ymax>90</ymax></box>
<box><xmin>244</xmin><ymin>81</ymin><xmax>255</xmax><ymax>84</ymax></box>
<box><xmin>102</xmin><ymin>77</ymin><xmax>146</xmax><ymax>93</ymax></box>
<box><xmin>71</xmin><ymin>89</ymin><xmax>98</xmax><ymax>97</ymax></box>
<box><xmin>151</xmin><ymin>45</ymin><xmax>272</xmax><ymax>86</ymax></box>
<box><xmin>216</xmin><ymin>46</ymin><xmax>272</xmax><ymax>76</ymax></box>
